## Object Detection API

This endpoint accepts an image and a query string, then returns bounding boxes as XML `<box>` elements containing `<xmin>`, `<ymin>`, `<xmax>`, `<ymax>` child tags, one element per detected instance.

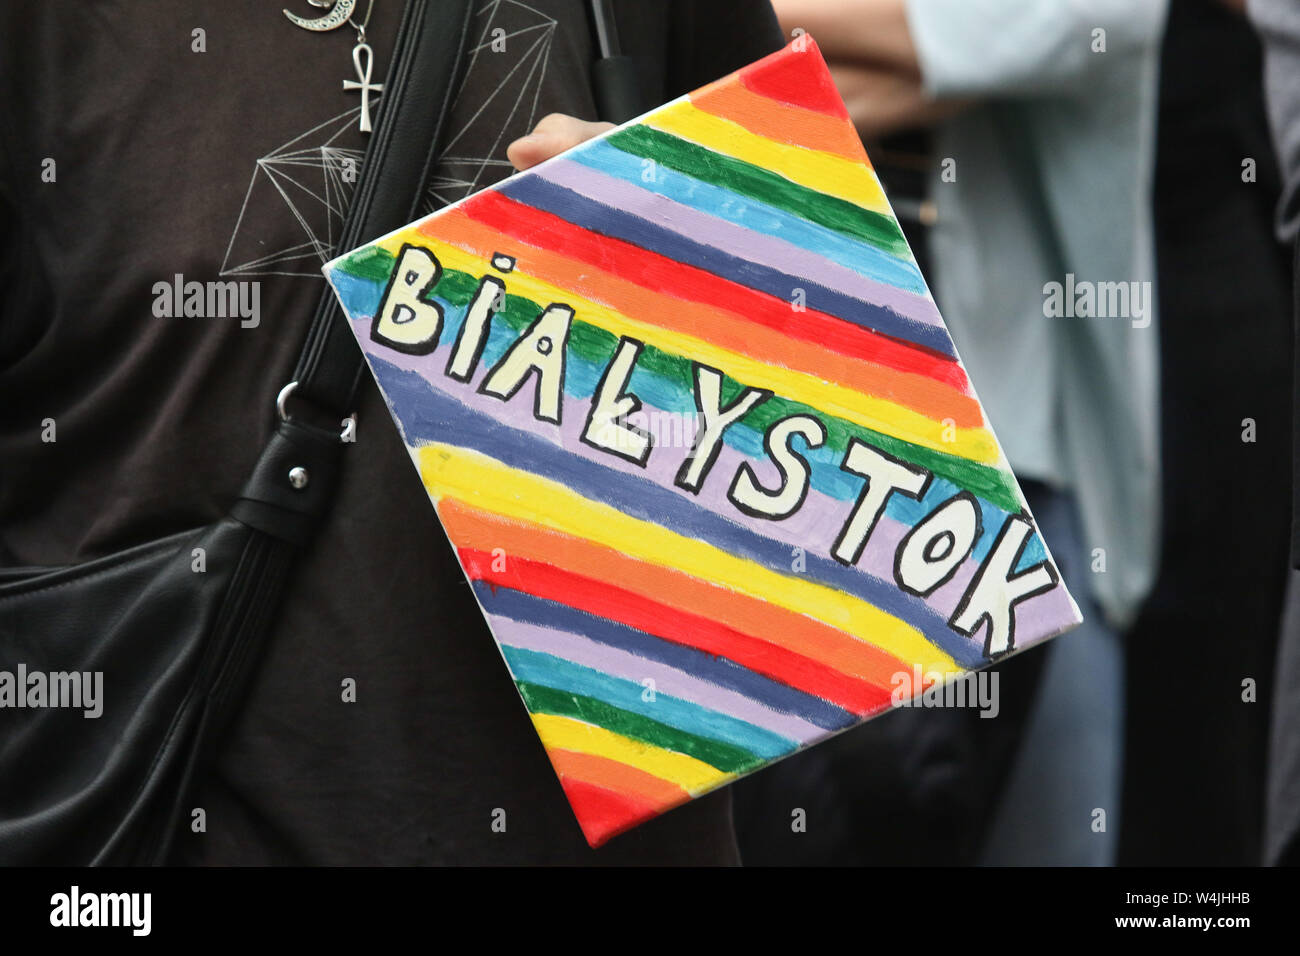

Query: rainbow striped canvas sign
<box><xmin>324</xmin><ymin>39</ymin><xmax>1082</xmax><ymax>847</ymax></box>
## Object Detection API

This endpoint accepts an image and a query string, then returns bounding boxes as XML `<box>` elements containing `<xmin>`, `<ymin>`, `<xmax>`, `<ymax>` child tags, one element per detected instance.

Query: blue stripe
<box><xmin>474</xmin><ymin>582</ymin><xmax>856</xmax><ymax>731</ymax></box>
<box><xmin>572</xmin><ymin>138</ymin><xmax>928</xmax><ymax>294</ymax></box>
<box><xmin>501</xmin><ymin>645</ymin><xmax>797</xmax><ymax>759</ymax></box>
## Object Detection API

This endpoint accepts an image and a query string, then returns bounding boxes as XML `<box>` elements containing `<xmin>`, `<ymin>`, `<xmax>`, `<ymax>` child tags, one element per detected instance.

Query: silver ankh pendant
<box><xmin>343</xmin><ymin>42</ymin><xmax>383</xmax><ymax>133</ymax></box>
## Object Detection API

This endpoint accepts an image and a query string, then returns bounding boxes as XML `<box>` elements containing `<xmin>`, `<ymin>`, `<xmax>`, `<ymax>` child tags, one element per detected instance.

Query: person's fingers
<box><xmin>507</xmin><ymin>113</ymin><xmax>615</xmax><ymax>171</ymax></box>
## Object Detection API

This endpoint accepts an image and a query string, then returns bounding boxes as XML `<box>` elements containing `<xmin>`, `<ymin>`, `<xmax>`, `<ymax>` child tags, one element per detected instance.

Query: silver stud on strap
<box><xmin>288</xmin><ymin>467</ymin><xmax>310</xmax><ymax>490</ymax></box>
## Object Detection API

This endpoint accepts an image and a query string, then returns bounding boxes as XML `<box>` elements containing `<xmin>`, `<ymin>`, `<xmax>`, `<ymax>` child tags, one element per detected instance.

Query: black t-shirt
<box><xmin>0</xmin><ymin>0</ymin><xmax>783</xmax><ymax>864</ymax></box>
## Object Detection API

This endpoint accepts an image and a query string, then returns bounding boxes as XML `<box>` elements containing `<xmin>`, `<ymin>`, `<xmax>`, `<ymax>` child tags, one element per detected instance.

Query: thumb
<box><xmin>507</xmin><ymin>113</ymin><xmax>615</xmax><ymax>171</ymax></box>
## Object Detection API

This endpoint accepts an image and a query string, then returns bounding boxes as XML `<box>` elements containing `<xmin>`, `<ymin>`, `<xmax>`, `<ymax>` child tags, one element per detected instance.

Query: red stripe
<box><xmin>459</xmin><ymin>548</ymin><xmax>895</xmax><ymax>716</ymax></box>
<box><xmin>458</xmin><ymin>189</ymin><xmax>967</xmax><ymax>390</ymax></box>
<box><xmin>559</xmin><ymin>777</ymin><xmax>662</xmax><ymax>847</ymax></box>
<box><xmin>738</xmin><ymin>41</ymin><xmax>850</xmax><ymax>119</ymax></box>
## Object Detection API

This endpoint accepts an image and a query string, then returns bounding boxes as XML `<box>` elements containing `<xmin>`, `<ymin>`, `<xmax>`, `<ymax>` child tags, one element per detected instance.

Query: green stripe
<box><xmin>516</xmin><ymin>681</ymin><xmax>763</xmax><ymax>774</ymax></box>
<box><xmin>337</xmin><ymin>252</ymin><xmax>1020</xmax><ymax>511</ymax></box>
<box><xmin>337</xmin><ymin>244</ymin><xmax>396</xmax><ymax>282</ymax></box>
<box><xmin>606</xmin><ymin>124</ymin><xmax>909</xmax><ymax>258</ymax></box>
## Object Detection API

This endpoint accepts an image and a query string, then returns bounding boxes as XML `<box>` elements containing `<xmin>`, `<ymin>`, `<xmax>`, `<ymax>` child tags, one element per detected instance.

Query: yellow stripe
<box><xmin>381</xmin><ymin>229</ymin><xmax>999</xmax><ymax>464</ymax></box>
<box><xmin>644</xmin><ymin>100</ymin><xmax>890</xmax><ymax>215</ymax></box>
<box><xmin>532</xmin><ymin>713</ymin><xmax>733</xmax><ymax>795</ymax></box>
<box><xmin>419</xmin><ymin>442</ymin><xmax>957</xmax><ymax>670</ymax></box>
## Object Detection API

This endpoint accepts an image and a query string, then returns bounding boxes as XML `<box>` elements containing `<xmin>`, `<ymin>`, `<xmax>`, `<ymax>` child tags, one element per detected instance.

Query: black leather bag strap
<box><xmin>1291</xmin><ymin>234</ymin><xmax>1300</xmax><ymax>568</ymax></box>
<box><xmin>126</xmin><ymin>0</ymin><xmax>476</xmax><ymax>866</ymax></box>
<box><xmin>231</xmin><ymin>0</ymin><xmax>473</xmax><ymax>546</ymax></box>
<box><xmin>292</xmin><ymin>0</ymin><xmax>474</xmax><ymax>419</ymax></box>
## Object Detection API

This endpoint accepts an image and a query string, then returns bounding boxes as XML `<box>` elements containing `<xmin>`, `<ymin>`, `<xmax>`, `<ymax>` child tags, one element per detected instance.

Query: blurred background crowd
<box><xmin>733</xmin><ymin>0</ymin><xmax>1300</xmax><ymax>867</ymax></box>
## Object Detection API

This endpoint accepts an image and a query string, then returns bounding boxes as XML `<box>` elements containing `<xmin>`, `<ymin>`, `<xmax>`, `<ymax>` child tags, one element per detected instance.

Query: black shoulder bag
<box><xmin>0</xmin><ymin>0</ymin><xmax>473</xmax><ymax>866</ymax></box>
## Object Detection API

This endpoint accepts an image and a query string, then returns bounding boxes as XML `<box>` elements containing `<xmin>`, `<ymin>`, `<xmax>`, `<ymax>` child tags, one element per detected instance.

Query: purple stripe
<box><xmin>494</xmin><ymin>618</ymin><xmax>826</xmax><ymax>743</ymax></box>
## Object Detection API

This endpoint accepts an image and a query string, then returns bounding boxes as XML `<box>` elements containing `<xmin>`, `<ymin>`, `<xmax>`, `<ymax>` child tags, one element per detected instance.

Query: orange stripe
<box><xmin>430</xmin><ymin>208</ymin><xmax>983</xmax><ymax>427</ymax></box>
<box><xmin>549</xmin><ymin>748</ymin><xmax>692</xmax><ymax>808</ymax></box>
<box><xmin>690</xmin><ymin>79</ymin><xmax>868</xmax><ymax>162</ymax></box>
<box><xmin>437</xmin><ymin>498</ymin><xmax>909</xmax><ymax>687</ymax></box>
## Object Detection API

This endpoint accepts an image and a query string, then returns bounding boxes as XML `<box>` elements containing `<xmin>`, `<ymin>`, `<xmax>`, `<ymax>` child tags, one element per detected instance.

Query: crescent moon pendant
<box><xmin>282</xmin><ymin>0</ymin><xmax>357</xmax><ymax>32</ymax></box>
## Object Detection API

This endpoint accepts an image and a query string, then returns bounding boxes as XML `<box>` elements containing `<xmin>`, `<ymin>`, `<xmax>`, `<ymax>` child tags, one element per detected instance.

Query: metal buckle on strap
<box><xmin>276</xmin><ymin>381</ymin><xmax>356</xmax><ymax>443</ymax></box>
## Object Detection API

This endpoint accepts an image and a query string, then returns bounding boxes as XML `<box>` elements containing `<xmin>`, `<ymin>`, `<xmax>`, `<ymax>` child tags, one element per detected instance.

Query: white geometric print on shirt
<box><xmin>221</xmin><ymin>0</ymin><xmax>558</xmax><ymax>278</ymax></box>
<box><xmin>424</xmin><ymin>0</ymin><xmax>558</xmax><ymax>210</ymax></box>
<box><xmin>220</xmin><ymin>103</ymin><xmax>373</xmax><ymax>279</ymax></box>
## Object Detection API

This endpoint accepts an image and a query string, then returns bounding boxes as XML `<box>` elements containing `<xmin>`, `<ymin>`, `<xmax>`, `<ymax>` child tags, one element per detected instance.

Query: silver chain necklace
<box><xmin>283</xmin><ymin>0</ymin><xmax>383</xmax><ymax>133</ymax></box>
